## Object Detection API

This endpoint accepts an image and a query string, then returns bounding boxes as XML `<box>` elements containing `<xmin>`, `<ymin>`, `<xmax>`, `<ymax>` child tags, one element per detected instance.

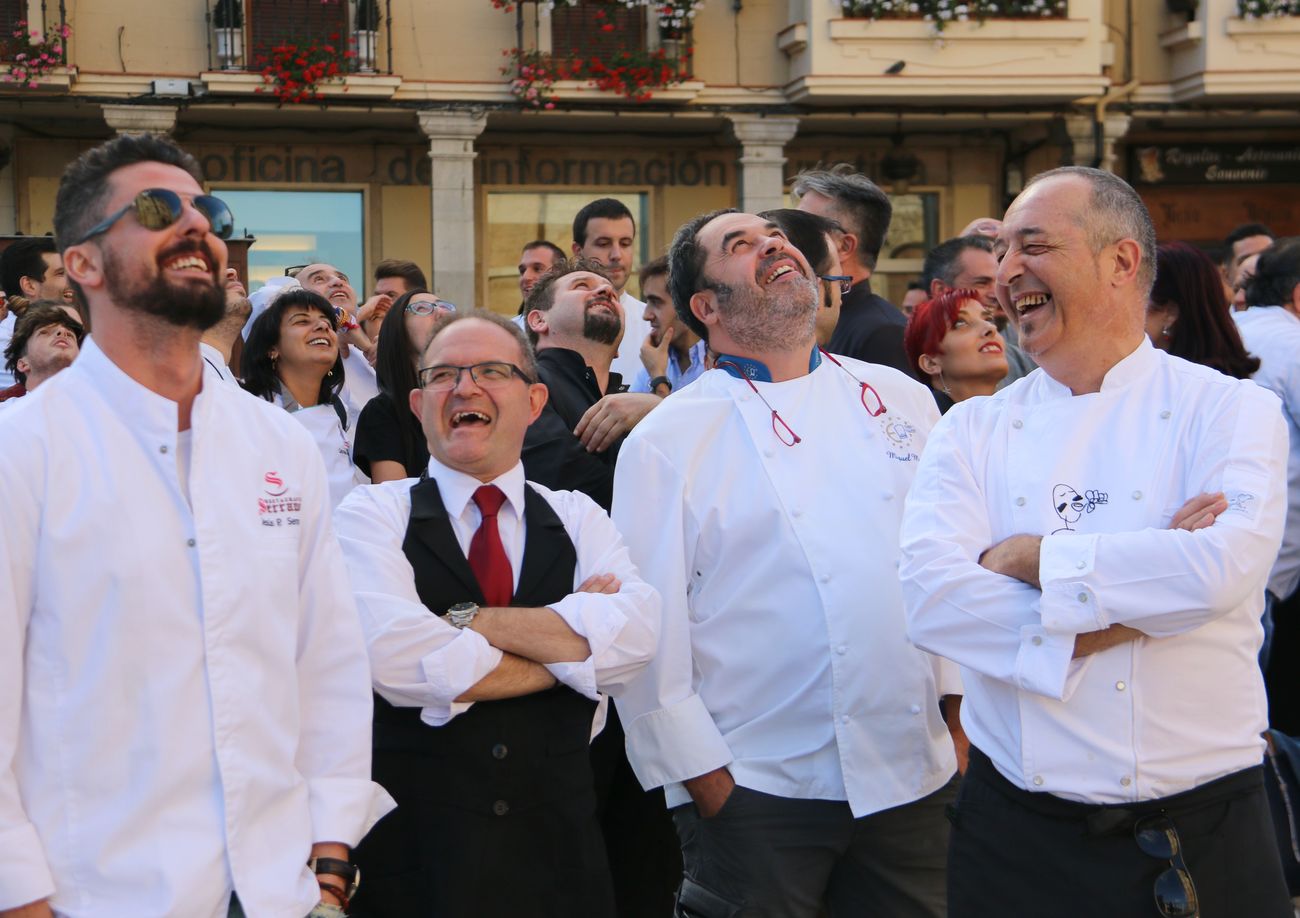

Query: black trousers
<box><xmin>671</xmin><ymin>780</ymin><xmax>956</xmax><ymax>918</ymax></box>
<box><xmin>948</xmin><ymin>747</ymin><xmax>1292</xmax><ymax>918</ymax></box>
<box><xmin>591</xmin><ymin>705</ymin><xmax>682</xmax><ymax>918</ymax></box>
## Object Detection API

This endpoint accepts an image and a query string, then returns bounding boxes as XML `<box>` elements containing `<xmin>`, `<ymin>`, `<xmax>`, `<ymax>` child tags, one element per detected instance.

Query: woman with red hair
<box><xmin>903</xmin><ymin>287</ymin><xmax>1009</xmax><ymax>413</ymax></box>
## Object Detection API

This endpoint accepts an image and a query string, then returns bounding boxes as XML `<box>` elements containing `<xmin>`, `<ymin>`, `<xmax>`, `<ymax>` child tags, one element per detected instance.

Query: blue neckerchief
<box><xmin>715</xmin><ymin>347</ymin><xmax>821</xmax><ymax>383</ymax></box>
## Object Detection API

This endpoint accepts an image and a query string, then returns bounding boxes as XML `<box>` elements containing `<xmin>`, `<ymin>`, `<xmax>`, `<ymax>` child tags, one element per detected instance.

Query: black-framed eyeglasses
<box><xmin>818</xmin><ymin>274</ymin><xmax>852</xmax><ymax>295</ymax></box>
<box><xmin>417</xmin><ymin>361</ymin><xmax>533</xmax><ymax>390</ymax></box>
<box><xmin>1134</xmin><ymin>814</ymin><xmax>1200</xmax><ymax>918</ymax></box>
<box><xmin>71</xmin><ymin>189</ymin><xmax>234</xmax><ymax>245</ymax></box>
<box><xmin>406</xmin><ymin>299</ymin><xmax>456</xmax><ymax>316</ymax></box>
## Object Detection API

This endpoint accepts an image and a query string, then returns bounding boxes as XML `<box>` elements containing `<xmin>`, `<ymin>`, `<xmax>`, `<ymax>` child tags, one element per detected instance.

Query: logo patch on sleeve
<box><xmin>1225</xmin><ymin>491</ymin><xmax>1258</xmax><ymax>521</ymax></box>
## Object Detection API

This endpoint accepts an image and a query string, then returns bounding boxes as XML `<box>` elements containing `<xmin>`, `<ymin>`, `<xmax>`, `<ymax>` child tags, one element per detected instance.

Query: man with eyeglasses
<box><xmin>295</xmin><ymin>262</ymin><xmax>382</xmax><ymax>426</ymax></box>
<box><xmin>333</xmin><ymin>309</ymin><xmax>659</xmax><ymax>917</ymax></box>
<box><xmin>612</xmin><ymin>209</ymin><xmax>960</xmax><ymax>918</ymax></box>
<box><xmin>793</xmin><ymin>166</ymin><xmax>916</xmax><ymax>378</ymax></box>
<box><xmin>900</xmin><ymin>167</ymin><xmax>1292</xmax><ymax>916</ymax></box>
<box><xmin>0</xmin><ymin>133</ymin><xmax>393</xmax><ymax>918</ymax></box>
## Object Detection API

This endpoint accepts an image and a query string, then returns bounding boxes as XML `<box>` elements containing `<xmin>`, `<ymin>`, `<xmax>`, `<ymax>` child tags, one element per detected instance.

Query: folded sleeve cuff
<box><xmin>546</xmin><ymin>658</ymin><xmax>599</xmax><ymax>701</ymax></box>
<box><xmin>1014</xmin><ymin>624</ymin><xmax>1085</xmax><ymax>700</ymax></box>
<box><xmin>418</xmin><ymin>628</ymin><xmax>504</xmax><ymax>726</ymax></box>
<box><xmin>0</xmin><ymin>822</ymin><xmax>56</xmax><ymax>910</ymax></box>
<box><xmin>547</xmin><ymin>594</ymin><xmax>627</xmax><ymax>661</ymax></box>
<box><xmin>1039</xmin><ymin>533</ymin><xmax>1107</xmax><ymax>634</ymax></box>
<box><xmin>308</xmin><ymin>777</ymin><xmax>398</xmax><ymax>847</ymax></box>
<box><xmin>621</xmin><ymin>693</ymin><xmax>733</xmax><ymax>790</ymax></box>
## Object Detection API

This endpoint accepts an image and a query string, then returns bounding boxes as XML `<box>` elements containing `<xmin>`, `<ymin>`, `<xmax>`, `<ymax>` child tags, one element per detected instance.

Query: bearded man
<box><xmin>0</xmin><ymin>133</ymin><xmax>391</xmax><ymax>917</ymax></box>
<box><xmin>610</xmin><ymin>210</ymin><xmax>965</xmax><ymax>918</ymax></box>
<box><xmin>520</xmin><ymin>258</ymin><xmax>642</xmax><ymax>510</ymax></box>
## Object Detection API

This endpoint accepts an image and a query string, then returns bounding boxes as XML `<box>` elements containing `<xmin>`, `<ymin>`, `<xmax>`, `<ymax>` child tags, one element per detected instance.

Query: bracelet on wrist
<box><xmin>649</xmin><ymin>375</ymin><xmax>672</xmax><ymax>394</ymax></box>
<box><xmin>317</xmin><ymin>878</ymin><xmax>350</xmax><ymax>911</ymax></box>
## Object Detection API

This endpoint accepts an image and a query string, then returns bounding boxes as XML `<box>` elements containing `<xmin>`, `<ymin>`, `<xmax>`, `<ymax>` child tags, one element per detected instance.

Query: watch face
<box><xmin>448</xmin><ymin>602</ymin><xmax>476</xmax><ymax>614</ymax></box>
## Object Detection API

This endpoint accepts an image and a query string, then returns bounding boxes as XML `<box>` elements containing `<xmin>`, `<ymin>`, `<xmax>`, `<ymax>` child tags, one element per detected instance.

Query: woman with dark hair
<box><xmin>1146</xmin><ymin>241</ymin><xmax>1260</xmax><ymax>380</ymax></box>
<box><xmin>353</xmin><ymin>288</ymin><xmax>455</xmax><ymax>482</ymax></box>
<box><xmin>242</xmin><ymin>287</ymin><xmax>367</xmax><ymax>507</ymax></box>
<box><xmin>903</xmin><ymin>287</ymin><xmax>1009</xmax><ymax>413</ymax></box>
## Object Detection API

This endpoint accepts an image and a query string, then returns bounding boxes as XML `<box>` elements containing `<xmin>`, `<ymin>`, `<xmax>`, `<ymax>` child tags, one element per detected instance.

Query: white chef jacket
<box><xmin>610</xmin><ymin>291</ymin><xmax>653</xmax><ymax>386</ymax></box>
<box><xmin>0</xmin><ymin>312</ymin><xmax>15</xmax><ymax>388</ymax></box>
<box><xmin>0</xmin><ymin>339</ymin><xmax>394</xmax><ymax>917</ymax></box>
<box><xmin>199</xmin><ymin>341</ymin><xmax>238</xmax><ymax>387</ymax></box>
<box><xmin>612</xmin><ymin>355</ymin><xmax>960</xmax><ymax>817</ymax></box>
<box><xmin>1233</xmin><ymin>305</ymin><xmax>1300</xmax><ymax>600</ymax></box>
<box><xmin>334</xmin><ymin>458</ymin><xmax>660</xmax><ymax>728</ymax></box>
<box><xmin>270</xmin><ymin>391</ymin><xmax>369</xmax><ymax>510</ymax></box>
<box><xmin>900</xmin><ymin>338</ymin><xmax>1286</xmax><ymax>804</ymax></box>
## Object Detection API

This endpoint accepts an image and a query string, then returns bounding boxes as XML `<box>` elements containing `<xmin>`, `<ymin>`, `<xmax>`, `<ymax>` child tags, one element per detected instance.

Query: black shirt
<box><xmin>353</xmin><ymin>391</ymin><xmax>429</xmax><ymax>479</ymax></box>
<box><xmin>827</xmin><ymin>281</ymin><xmax>915</xmax><ymax>378</ymax></box>
<box><xmin>522</xmin><ymin>348</ymin><xmax>625</xmax><ymax>511</ymax></box>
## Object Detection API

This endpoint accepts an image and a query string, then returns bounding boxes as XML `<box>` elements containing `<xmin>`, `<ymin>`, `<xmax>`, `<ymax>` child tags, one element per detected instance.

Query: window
<box><xmin>215</xmin><ymin>189</ymin><xmax>364</xmax><ymax>292</ymax></box>
<box><xmin>248</xmin><ymin>0</ymin><xmax>349</xmax><ymax>67</ymax></box>
<box><xmin>550</xmin><ymin>0</ymin><xmax>647</xmax><ymax>60</ymax></box>
<box><xmin>1</xmin><ymin>0</ymin><xmax>30</xmax><ymax>59</ymax></box>
<box><xmin>484</xmin><ymin>190</ymin><xmax>648</xmax><ymax>314</ymax></box>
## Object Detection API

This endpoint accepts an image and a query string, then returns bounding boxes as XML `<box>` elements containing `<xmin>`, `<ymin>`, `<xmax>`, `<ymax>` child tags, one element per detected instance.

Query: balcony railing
<box><xmin>780</xmin><ymin>0</ymin><xmax>1106</xmax><ymax>105</ymax></box>
<box><xmin>205</xmin><ymin>0</ymin><xmax>391</xmax><ymax>75</ymax></box>
<box><xmin>505</xmin><ymin>0</ymin><xmax>696</xmax><ymax>106</ymax></box>
<box><xmin>1158</xmin><ymin>0</ymin><xmax>1300</xmax><ymax>101</ymax></box>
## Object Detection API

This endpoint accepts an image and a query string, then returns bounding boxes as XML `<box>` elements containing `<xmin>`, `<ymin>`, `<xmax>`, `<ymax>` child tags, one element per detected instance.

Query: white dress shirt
<box><xmin>900</xmin><ymin>339</ymin><xmax>1287</xmax><ymax>804</ymax></box>
<box><xmin>612</xmin><ymin>355</ymin><xmax>960</xmax><ymax>817</ymax></box>
<box><xmin>1233</xmin><ymin>305</ymin><xmax>1300</xmax><ymax>599</ymax></box>
<box><xmin>334</xmin><ymin>459</ymin><xmax>660</xmax><ymax>728</ymax></box>
<box><xmin>199</xmin><ymin>341</ymin><xmax>238</xmax><ymax>387</ymax></box>
<box><xmin>339</xmin><ymin>347</ymin><xmax>379</xmax><ymax>431</ymax></box>
<box><xmin>611</xmin><ymin>291</ymin><xmax>652</xmax><ymax>386</ymax></box>
<box><xmin>630</xmin><ymin>339</ymin><xmax>708</xmax><ymax>394</ymax></box>
<box><xmin>0</xmin><ymin>339</ymin><xmax>393</xmax><ymax>917</ymax></box>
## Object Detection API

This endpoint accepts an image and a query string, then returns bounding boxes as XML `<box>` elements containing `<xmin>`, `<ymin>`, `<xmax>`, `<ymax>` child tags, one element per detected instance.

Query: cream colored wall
<box><xmin>378</xmin><ymin>184</ymin><xmax>432</xmax><ymax>279</ymax></box>
<box><xmin>67</xmin><ymin>0</ymin><xmax>209</xmax><ymax>76</ymax></box>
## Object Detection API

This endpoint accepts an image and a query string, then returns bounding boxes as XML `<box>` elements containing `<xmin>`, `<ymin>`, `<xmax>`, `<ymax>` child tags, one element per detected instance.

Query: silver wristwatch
<box><xmin>444</xmin><ymin>601</ymin><xmax>479</xmax><ymax>629</ymax></box>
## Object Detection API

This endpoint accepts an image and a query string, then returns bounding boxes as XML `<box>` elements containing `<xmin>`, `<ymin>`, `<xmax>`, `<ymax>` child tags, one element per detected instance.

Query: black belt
<box><xmin>966</xmin><ymin>746</ymin><xmax>1265</xmax><ymax>837</ymax></box>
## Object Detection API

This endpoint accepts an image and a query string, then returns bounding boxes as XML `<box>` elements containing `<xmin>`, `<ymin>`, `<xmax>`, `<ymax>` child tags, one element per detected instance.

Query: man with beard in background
<box><xmin>0</xmin><ymin>133</ymin><xmax>391</xmax><ymax>918</ymax></box>
<box><xmin>520</xmin><ymin>258</ymin><xmax>648</xmax><ymax>510</ymax></box>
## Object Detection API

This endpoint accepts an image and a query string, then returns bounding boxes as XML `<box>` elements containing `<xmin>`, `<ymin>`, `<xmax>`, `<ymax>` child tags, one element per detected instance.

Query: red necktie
<box><xmin>469</xmin><ymin>485</ymin><xmax>513</xmax><ymax>607</ymax></box>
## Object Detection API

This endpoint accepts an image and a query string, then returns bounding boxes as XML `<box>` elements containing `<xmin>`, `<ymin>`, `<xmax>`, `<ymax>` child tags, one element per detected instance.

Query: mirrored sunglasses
<box><xmin>72</xmin><ymin>188</ymin><xmax>234</xmax><ymax>245</ymax></box>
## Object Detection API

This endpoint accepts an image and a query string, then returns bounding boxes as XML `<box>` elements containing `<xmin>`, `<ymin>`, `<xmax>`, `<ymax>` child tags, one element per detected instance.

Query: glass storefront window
<box><xmin>484</xmin><ymin>191</ymin><xmax>648</xmax><ymax>314</ymax></box>
<box><xmin>216</xmin><ymin>189</ymin><xmax>364</xmax><ymax>293</ymax></box>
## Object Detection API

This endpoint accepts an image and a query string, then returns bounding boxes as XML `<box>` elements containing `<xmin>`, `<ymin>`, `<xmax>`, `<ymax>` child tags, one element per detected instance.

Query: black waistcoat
<box><xmin>372</xmin><ymin>475</ymin><xmax>597</xmax><ymax>813</ymax></box>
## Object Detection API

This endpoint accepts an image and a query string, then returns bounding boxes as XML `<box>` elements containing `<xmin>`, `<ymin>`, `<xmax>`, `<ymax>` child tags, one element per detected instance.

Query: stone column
<box><xmin>728</xmin><ymin>114</ymin><xmax>801</xmax><ymax>214</ymax></box>
<box><xmin>1063</xmin><ymin>113</ymin><xmax>1131</xmax><ymax>174</ymax></box>
<box><xmin>102</xmin><ymin>104</ymin><xmax>178</xmax><ymax>136</ymax></box>
<box><xmin>417</xmin><ymin>109</ymin><xmax>488</xmax><ymax>308</ymax></box>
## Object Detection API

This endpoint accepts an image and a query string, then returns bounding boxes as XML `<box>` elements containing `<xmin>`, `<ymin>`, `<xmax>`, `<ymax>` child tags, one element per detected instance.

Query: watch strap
<box><xmin>650</xmin><ymin>375</ymin><xmax>672</xmax><ymax>393</ymax></box>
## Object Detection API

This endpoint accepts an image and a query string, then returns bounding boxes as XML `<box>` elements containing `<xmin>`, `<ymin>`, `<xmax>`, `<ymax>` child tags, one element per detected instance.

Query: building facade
<box><xmin>3</xmin><ymin>0</ymin><xmax>1299</xmax><ymax>310</ymax></box>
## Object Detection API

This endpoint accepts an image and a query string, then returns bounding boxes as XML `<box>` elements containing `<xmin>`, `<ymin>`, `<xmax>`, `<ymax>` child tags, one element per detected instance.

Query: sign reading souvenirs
<box><xmin>1131</xmin><ymin>144</ymin><xmax>1300</xmax><ymax>185</ymax></box>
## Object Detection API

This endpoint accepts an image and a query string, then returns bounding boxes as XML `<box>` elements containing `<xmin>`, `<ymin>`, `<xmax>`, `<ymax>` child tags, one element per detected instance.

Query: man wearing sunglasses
<box><xmin>334</xmin><ymin>309</ymin><xmax>659</xmax><ymax>917</ymax></box>
<box><xmin>900</xmin><ymin>167</ymin><xmax>1292</xmax><ymax>916</ymax></box>
<box><xmin>0</xmin><ymin>133</ymin><xmax>393</xmax><ymax>918</ymax></box>
<box><xmin>612</xmin><ymin>210</ymin><xmax>960</xmax><ymax>918</ymax></box>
